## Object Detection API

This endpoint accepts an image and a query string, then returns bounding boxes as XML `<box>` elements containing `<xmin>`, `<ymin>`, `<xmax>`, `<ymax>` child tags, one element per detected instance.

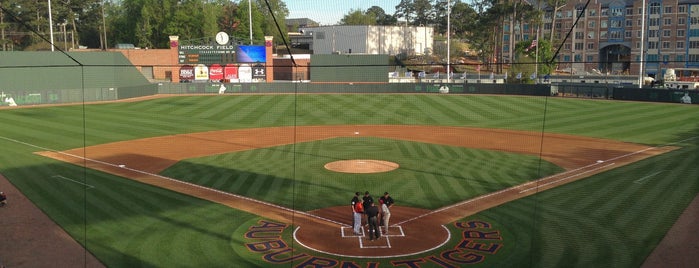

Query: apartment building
<box><xmin>502</xmin><ymin>0</ymin><xmax>699</xmax><ymax>77</ymax></box>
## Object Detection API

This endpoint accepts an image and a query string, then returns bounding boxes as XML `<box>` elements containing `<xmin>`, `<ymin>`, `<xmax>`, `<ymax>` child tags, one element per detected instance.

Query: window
<box><xmin>679</xmin><ymin>6</ymin><xmax>686</xmax><ymax>13</ymax></box>
<box><xmin>649</xmin><ymin>30</ymin><xmax>658</xmax><ymax>38</ymax></box>
<box><xmin>665</xmin><ymin>6</ymin><xmax>673</xmax><ymax>14</ymax></box>
<box><xmin>589</xmin><ymin>10</ymin><xmax>597</xmax><ymax>16</ymax></box>
<box><xmin>567</xmin><ymin>11</ymin><xmax>573</xmax><ymax>18</ymax></box>
<box><xmin>625</xmin><ymin>31</ymin><xmax>632</xmax><ymax>38</ymax></box>
<box><xmin>690</xmin><ymin>41</ymin><xmax>699</xmax><ymax>49</ymax></box>
<box><xmin>626</xmin><ymin>8</ymin><xmax>633</xmax><ymax>15</ymax></box>
<box><xmin>662</xmin><ymin>41</ymin><xmax>670</xmax><ymax>49</ymax></box>
<box><xmin>504</xmin><ymin>34</ymin><xmax>510</xmax><ymax>41</ymax></box>
<box><xmin>611</xmin><ymin>8</ymin><xmax>623</xmax><ymax>17</ymax></box>
<box><xmin>610</xmin><ymin>30</ymin><xmax>623</xmax><ymax>39</ymax></box>
<box><xmin>665</xmin><ymin>18</ymin><xmax>672</xmax><ymax>25</ymax></box>
<box><xmin>587</xmin><ymin>55</ymin><xmax>594</xmax><ymax>62</ymax></box>
<box><xmin>663</xmin><ymin>55</ymin><xmax>670</xmax><ymax>62</ymax></box>
<box><xmin>601</xmin><ymin>31</ymin><xmax>607</xmax><ymax>38</ymax></box>
<box><xmin>649</xmin><ymin>3</ymin><xmax>661</xmax><ymax>15</ymax></box>
<box><xmin>648</xmin><ymin>42</ymin><xmax>658</xmax><ymax>49</ymax></box>
<box><xmin>689</xmin><ymin>54</ymin><xmax>699</xmax><ymax>62</ymax></box>
<box><xmin>601</xmin><ymin>9</ymin><xmax>608</xmax><ymax>16</ymax></box>
<box><xmin>575</xmin><ymin>32</ymin><xmax>584</xmax><ymax>39</ymax></box>
<box><xmin>544</xmin><ymin>23</ymin><xmax>552</xmax><ymax>30</ymax></box>
<box><xmin>649</xmin><ymin>18</ymin><xmax>660</xmax><ymax>27</ymax></box>
<box><xmin>678</xmin><ymin>17</ymin><xmax>685</xmax><ymax>25</ymax></box>
<box><xmin>564</xmin><ymin>44</ymin><xmax>571</xmax><ymax>50</ymax></box>
<box><xmin>574</xmin><ymin>54</ymin><xmax>582</xmax><ymax>62</ymax></box>
<box><xmin>601</xmin><ymin>21</ymin><xmax>608</xmax><ymax>28</ymax></box>
<box><xmin>678</xmin><ymin>29</ymin><xmax>685</xmax><ymax>37</ymax></box>
<box><xmin>663</xmin><ymin>30</ymin><xmax>671</xmax><ymax>37</ymax></box>
<box><xmin>588</xmin><ymin>21</ymin><xmax>596</xmax><ymax>28</ymax></box>
<box><xmin>677</xmin><ymin>41</ymin><xmax>684</xmax><ymax>49</ymax></box>
<box><xmin>611</xmin><ymin>20</ymin><xmax>623</xmax><ymax>28</ymax></box>
<box><xmin>588</xmin><ymin>31</ymin><xmax>595</xmax><ymax>39</ymax></box>
<box><xmin>676</xmin><ymin>55</ymin><xmax>684</xmax><ymax>62</ymax></box>
<box><xmin>626</xmin><ymin>20</ymin><xmax>633</xmax><ymax>27</ymax></box>
<box><xmin>587</xmin><ymin>43</ymin><xmax>595</xmax><ymax>50</ymax></box>
<box><xmin>575</xmin><ymin>42</ymin><xmax>584</xmax><ymax>50</ymax></box>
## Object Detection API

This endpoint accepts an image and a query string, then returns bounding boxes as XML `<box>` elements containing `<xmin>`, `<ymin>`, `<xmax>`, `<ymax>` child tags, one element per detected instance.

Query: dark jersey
<box><xmin>362</xmin><ymin>195</ymin><xmax>373</xmax><ymax>210</ymax></box>
<box><xmin>365</xmin><ymin>205</ymin><xmax>379</xmax><ymax>218</ymax></box>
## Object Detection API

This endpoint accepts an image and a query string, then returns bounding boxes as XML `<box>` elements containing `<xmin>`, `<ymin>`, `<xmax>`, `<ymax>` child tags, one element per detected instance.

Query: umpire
<box><xmin>365</xmin><ymin>201</ymin><xmax>381</xmax><ymax>240</ymax></box>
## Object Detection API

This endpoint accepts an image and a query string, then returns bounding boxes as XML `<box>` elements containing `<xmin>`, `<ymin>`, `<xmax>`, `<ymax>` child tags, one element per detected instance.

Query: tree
<box><xmin>366</xmin><ymin>6</ymin><xmax>396</xmax><ymax>25</ymax></box>
<box><xmin>254</xmin><ymin>0</ymin><xmax>289</xmax><ymax>45</ymax></box>
<box><xmin>394</xmin><ymin>0</ymin><xmax>433</xmax><ymax>26</ymax></box>
<box><xmin>339</xmin><ymin>9</ymin><xmax>376</xmax><ymax>25</ymax></box>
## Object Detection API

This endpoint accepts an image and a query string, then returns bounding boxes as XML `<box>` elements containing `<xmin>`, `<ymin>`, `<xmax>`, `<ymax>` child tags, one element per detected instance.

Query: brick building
<box><xmin>502</xmin><ymin>0</ymin><xmax>699</xmax><ymax>77</ymax></box>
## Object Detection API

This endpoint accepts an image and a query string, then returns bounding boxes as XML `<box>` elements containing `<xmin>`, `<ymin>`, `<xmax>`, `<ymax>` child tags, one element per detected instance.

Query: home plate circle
<box><xmin>324</xmin><ymin>159</ymin><xmax>399</xmax><ymax>174</ymax></box>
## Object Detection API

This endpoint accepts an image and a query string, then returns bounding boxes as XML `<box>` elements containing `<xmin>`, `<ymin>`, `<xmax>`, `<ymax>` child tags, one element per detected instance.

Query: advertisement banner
<box><xmin>238</xmin><ymin>64</ymin><xmax>252</xmax><ymax>82</ymax></box>
<box><xmin>179</xmin><ymin>65</ymin><xmax>195</xmax><ymax>82</ymax></box>
<box><xmin>252</xmin><ymin>64</ymin><xmax>266</xmax><ymax>79</ymax></box>
<box><xmin>224</xmin><ymin>64</ymin><xmax>239</xmax><ymax>81</ymax></box>
<box><xmin>194</xmin><ymin>64</ymin><xmax>209</xmax><ymax>81</ymax></box>
<box><xmin>209</xmin><ymin>64</ymin><xmax>224</xmax><ymax>81</ymax></box>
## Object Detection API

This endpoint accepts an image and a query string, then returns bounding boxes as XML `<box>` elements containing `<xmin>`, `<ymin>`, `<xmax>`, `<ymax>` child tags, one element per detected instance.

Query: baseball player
<box><xmin>351</xmin><ymin>192</ymin><xmax>362</xmax><ymax>235</ymax></box>
<box><xmin>379</xmin><ymin>192</ymin><xmax>394</xmax><ymax>234</ymax></box>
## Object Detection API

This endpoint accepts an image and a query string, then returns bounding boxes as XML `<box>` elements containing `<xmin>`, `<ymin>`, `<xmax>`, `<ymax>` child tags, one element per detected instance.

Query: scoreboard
<box><xmin>178</xmin><ymin>44</ymin><xmax>237</xmax><ymax>65</ymax></box>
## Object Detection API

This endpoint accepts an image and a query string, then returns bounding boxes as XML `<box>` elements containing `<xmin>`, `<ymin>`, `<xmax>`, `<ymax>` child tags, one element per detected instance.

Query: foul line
<box><xmin>634</xmin><ymin>170</ymin><xmax>665</xmax><ymax>184</ymax></box>
<box><xmin>50</xmin><ymin>175</ymin><xmax>95</xmax><ymax>189</ymax></box>
<box><xmin>395</xmin><ymin>143</ymin><xmax>677</xmax><ymax>226</ymax></box>
<box><xmin>0</xmin><ymin>134</ymin><xmax>345</xmax><ymax>227</ymax></box>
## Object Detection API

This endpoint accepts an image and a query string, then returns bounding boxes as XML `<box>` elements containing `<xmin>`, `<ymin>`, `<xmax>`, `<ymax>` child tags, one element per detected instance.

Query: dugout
<box><xmin>0</xmin><ymin>52</ymin><xmax>155</xmax><ymax>106</ymax></box>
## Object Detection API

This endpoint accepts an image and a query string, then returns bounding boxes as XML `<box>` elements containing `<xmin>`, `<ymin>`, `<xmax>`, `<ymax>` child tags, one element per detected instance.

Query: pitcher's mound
<box><xmin>324</xmin><ymin>159</ymin><xmax>399</xmax><ymax>173</ymax></box>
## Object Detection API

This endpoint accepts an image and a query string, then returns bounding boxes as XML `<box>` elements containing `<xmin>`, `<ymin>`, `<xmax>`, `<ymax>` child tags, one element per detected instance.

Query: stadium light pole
<box><xmin>638</xmin><ymin>0</ymin><xmax>646</xmax><ymax>88</ymax></box>
<box><xmin>249</xmin><ymin>0</ymin><xmax>253</xmax><ymax>44</ymax></box>
<box><xmin>446</xmin><ymin>0</ymin><xmax>450</xmax><ymax>80</ymax></box>
<box><xmin>48</xmin><ymin>0</ymin><xmax>55</xmax><ymax>51</ymax></box>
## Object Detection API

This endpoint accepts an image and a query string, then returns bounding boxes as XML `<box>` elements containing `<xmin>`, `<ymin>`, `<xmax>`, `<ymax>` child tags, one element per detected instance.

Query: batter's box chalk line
<box><xmin>341</xmin><ymin>226</ymin><xmax>405</xmax><ymax>249</ymax></box>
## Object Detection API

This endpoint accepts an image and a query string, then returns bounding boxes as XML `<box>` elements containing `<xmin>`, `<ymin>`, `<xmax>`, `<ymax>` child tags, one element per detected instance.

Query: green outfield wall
<box><xmin>0</xmin><ymin>52</ymin><xmax>154</xmax><ymax>105</ymax></box>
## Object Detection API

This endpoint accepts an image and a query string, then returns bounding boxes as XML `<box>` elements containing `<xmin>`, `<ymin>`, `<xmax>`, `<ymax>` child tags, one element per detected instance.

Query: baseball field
<box><xmin>0</xmin><ymin>93</ymin><xmax>698</xmax><ymax>267</ymax></box>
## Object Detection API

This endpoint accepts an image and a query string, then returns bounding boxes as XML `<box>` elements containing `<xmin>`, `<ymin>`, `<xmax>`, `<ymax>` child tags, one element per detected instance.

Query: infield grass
<box><xmin>0</xmin><ymin>94</ymin><xmax>697</xmax><ymax>267</ymax></box>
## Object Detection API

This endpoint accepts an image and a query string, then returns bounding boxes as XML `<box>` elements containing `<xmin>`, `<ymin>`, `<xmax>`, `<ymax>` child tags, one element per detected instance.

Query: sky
<box><xmin>285</xmin><ymin>0</ymin><xmax>401</xmax><ymax>25</ymax></box>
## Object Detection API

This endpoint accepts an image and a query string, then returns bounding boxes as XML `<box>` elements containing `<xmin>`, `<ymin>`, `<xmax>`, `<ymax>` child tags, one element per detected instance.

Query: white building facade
<box><xmin>299</xmin><ymin>25</ymin><xmax>433</xmax><ymax>56</ymax></box>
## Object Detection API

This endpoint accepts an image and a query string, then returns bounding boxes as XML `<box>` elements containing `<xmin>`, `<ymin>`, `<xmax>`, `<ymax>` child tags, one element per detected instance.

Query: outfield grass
<box><xmin>0</xmin><ymin>94</ymin><xmax>697</xmax><ymax>267</ymax></box>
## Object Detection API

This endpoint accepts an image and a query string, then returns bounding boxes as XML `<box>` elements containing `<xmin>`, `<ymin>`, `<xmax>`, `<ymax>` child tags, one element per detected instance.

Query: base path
<box><xmin>37</xmin><ymin>125</ymin><xmax>673</xmax><ymax>258</ymax></box>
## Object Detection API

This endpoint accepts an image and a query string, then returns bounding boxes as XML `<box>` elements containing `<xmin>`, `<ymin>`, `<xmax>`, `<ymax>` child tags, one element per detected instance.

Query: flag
<box><xmin>525</xmin><ymin>39</ymin><xmax>538</xmax><ymax>52</ymax></box>
<box><xmin>516</xmin><ymin>72</ymin><xmax>522</xmax><ymax>79</ymax></box>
